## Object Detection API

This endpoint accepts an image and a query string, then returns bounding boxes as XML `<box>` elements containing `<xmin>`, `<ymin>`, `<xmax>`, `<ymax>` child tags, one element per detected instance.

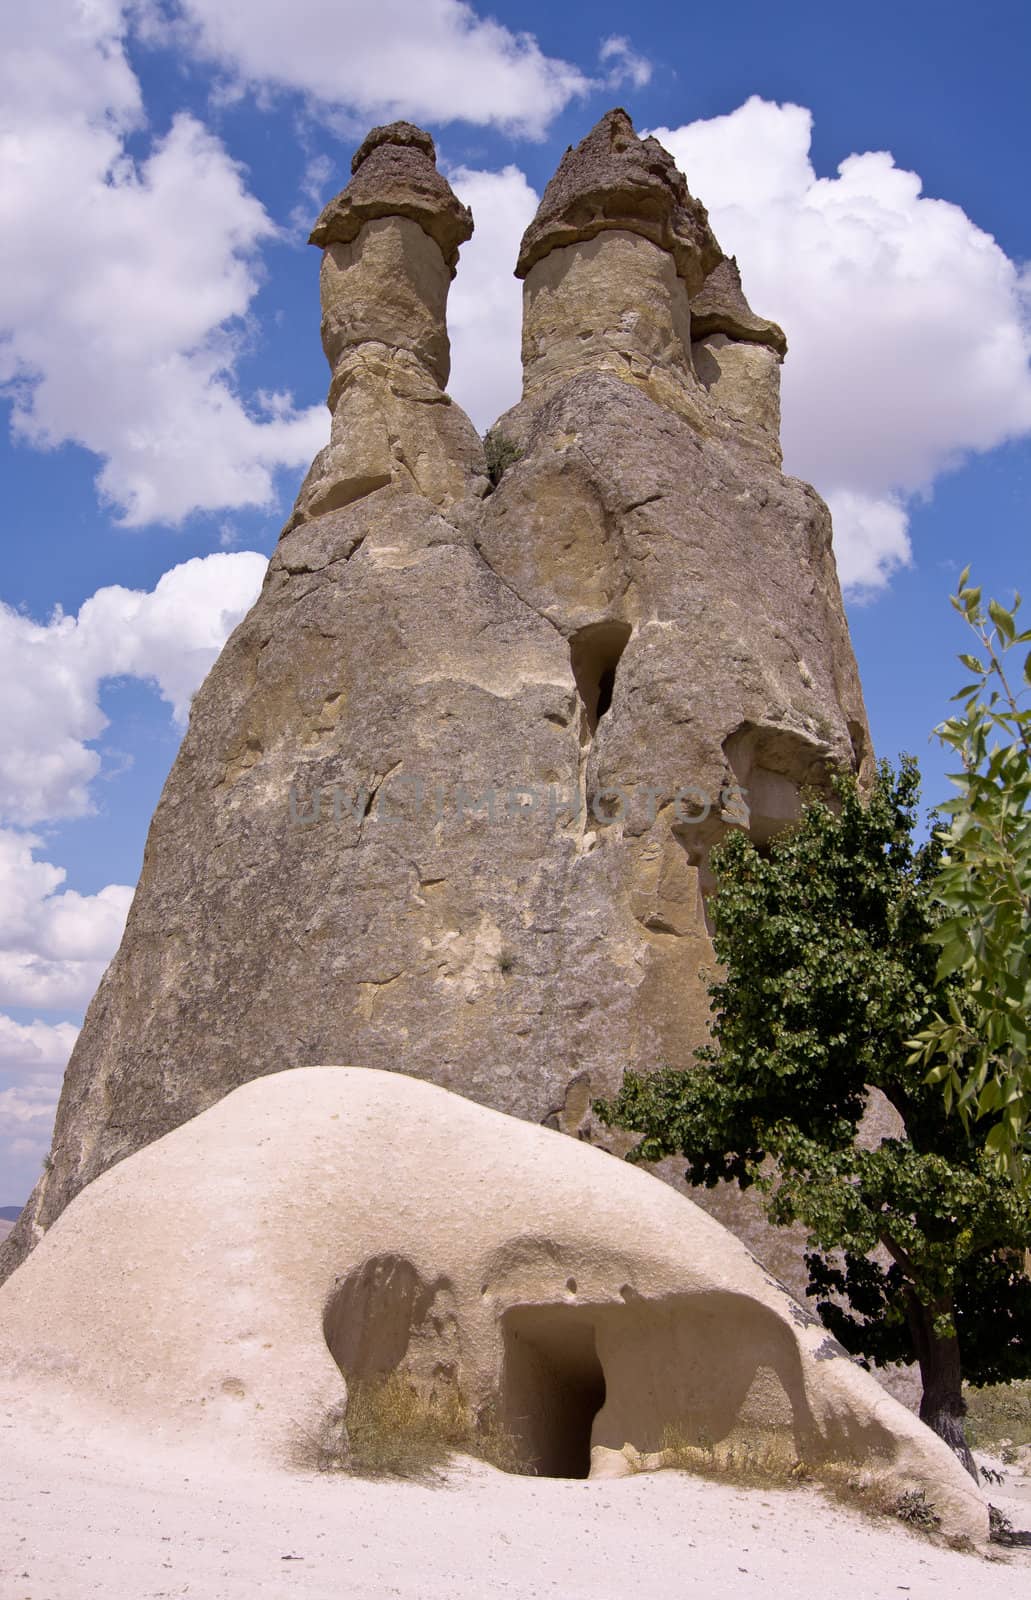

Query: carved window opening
<box><xmin>723</xmin><ymin>722</ymin><xmax>835</xmax><ymax>848</ymax></box>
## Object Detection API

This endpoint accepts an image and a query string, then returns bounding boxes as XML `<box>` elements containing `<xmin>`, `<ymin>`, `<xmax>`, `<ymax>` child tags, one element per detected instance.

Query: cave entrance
<box><xmin>569</xmin><ymin>622</ymin><xmax>632</xmax><ymax>734</ymax></box>
<box><xmin>501</xmin><ymin>1305</ymin><xmax>607</xmax><ymax>1478</ymax></box>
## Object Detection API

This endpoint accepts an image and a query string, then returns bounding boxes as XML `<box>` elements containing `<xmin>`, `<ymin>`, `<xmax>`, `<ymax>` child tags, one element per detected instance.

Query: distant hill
<box><xmin>0</xmin><ymin>1206</ymin><xmax>23</xmax><ymax>1222</ymax></box>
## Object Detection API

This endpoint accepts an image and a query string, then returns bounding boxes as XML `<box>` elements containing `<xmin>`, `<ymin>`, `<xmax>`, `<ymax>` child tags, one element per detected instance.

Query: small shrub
<box><xmin>892</xmin><ymin>1489</ymin><xmax>942</xmax><ymax>1532</ymax></box>
<box><xmin>468</xmin><ymin>1401</ymin><xmax>532</xmax><ymax>1477</ymax></box>
<box><xmin>294</xmin><ymin>1402</ymin><xmax>350</xmax><ymax>1475</ymax></box>
<box><xmin>344</xmin><ymin>1373</ymin><xmax>463</xmax><ymax>1479</ymax></box>
<box><xmin>484</xmin><ymin>430</ymin><xmax>522</xmax><ymax>487</ymax></box>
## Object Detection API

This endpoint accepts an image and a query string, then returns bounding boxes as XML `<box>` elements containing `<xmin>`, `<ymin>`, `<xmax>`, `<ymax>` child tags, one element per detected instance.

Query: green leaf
<box><xmin>989</xmin><ymin>599</ymin><xmax>1016</xmax><ymax>642</ymax></box>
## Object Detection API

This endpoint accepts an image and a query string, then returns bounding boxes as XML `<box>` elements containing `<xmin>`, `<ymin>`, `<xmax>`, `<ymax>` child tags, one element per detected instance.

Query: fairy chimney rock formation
<box><xmin>1</xmin><ymin>111</ymin><xmax>872</xmax><ymax>1291</ymax></box>
<box><xmin>292</xmin><ymin>120</ymin><xmax>484</xmax><ymax>525</ymax></box>
<box><xmin>515</xmin><ymin>108</ymin><xmax>720</xmax><ymax>286</ymax></box>
<box><xmin>516</xmin><ymin>109</ymin><xmax>718</xmax><ymax>423</ymax></box>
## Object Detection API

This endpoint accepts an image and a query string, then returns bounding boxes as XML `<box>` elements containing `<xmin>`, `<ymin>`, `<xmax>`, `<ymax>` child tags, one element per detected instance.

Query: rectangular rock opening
<box><xmin>500</xmin><ymin>1304</ymin><xmax>606</xmax><ymax>1478</ymax></box>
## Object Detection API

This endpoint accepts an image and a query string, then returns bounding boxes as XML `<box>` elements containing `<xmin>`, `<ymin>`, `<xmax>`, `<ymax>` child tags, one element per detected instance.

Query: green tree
<box><xmin>598</xmin><ymin>761</ymin><xmax>1031</xmax><ymax>1477</ymax></box>
<box><xmin>909</xmin><ymin>573</ymin><xmax>1031</xmax><ymax>1176</ymax></box>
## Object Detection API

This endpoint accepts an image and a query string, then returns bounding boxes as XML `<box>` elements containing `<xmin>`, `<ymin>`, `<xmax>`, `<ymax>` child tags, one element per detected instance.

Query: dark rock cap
<box><xmin>515</xmin><ymin>108</ymin><xmax>722</xmax><ymax>294</ymax></box>
<box><xmin>350</xmin><ymin>120</ymin><xmax>437</xmax><ymax>174</ymax></box>
<box><xmin>689</xmin><ymin>256</ymin><xmax>787</xmax><ymax>357</ymax></box>
<box><xmin>309</xmin><ymin>121</ymin><xmax>473</xmax><ymax>274</ymax></box>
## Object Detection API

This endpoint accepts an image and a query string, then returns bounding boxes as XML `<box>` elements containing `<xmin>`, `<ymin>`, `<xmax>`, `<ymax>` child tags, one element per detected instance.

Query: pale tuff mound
<box><xmin>0</xmin><ymin>1068</ymin><xmax>986</xmax><ymax>1541</ymax></box>
<box><xmin>2</xmin><ymin>110</ymin><xmax>870</xmax><ymax>1288</ymax></box>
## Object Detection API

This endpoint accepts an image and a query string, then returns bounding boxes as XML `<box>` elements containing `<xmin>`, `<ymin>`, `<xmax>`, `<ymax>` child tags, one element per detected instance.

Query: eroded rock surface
<box><xmin>0</xmin><ymin>1067</ymin><xmax>988</xmax><ymax>1541</ymax></box>
<box><xmin>1</xmin><ymin>112</ymin><xmax>871</xmax><ymax>1291</ymax></box>
<box><xmin>516</xmin><ymin>107</ymin><xmax>721</xmax><ymax>292</ymax></box>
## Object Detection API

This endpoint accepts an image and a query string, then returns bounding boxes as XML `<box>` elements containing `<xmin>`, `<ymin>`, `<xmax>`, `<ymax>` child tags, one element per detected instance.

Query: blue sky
<box><xmin>1</xmin><ymin>0</ymin><xmax>1029</xmax><ymax>1203</ymax></box>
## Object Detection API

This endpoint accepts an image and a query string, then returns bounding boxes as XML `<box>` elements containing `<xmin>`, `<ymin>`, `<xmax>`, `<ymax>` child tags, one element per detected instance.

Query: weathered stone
<box><xmin>692</xmin><ymin>334</ymin><xmax>783</xmax><ymax>462</ymax></box>
<box><xmin>0</xmin><ymin>111</ymin><xmax>872</xmax><ymax>1311</ymax></box>
<box><xmin>350</xmin><ymin>120</ymin><xmax>436</xmax><ymax>174</ymax></box>
<box><xmin>516</xmin><ymin>108</ymin><xmax>722</xmax><ymax>294</ymax></box>
<box><xmin>0</xmin><ymin>1066</ymin><xmax>988</xmax><ymax>1541</ymax></box>
<box><xmin>292</xmin><ymin>141</ymin><xmax>486</xmax><ymax>532</ymax></box>
<box><xmin>519</xmin><ymin>230</ymin><xmax>703</xmax><ymax>425</ymax></box>
<box><xmin>310</xmin><ymin>121</ymin><xmax>472</xmax><ymax>272</ymax></box>
<box><xmin>690</xmin><ymin>255</ymin><xmax>787</xmax><ymax>354</ymax></box>
<box><xmin>687</xmin><ymin>257</ymin><xmax>787</xmax><ymax>464</ymax></box>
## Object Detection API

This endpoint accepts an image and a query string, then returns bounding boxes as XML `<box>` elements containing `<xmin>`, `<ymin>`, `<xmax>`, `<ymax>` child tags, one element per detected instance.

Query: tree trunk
<box><xmin>905</xmin><ymin>1292</ymin><xmax>978</xmax><ymax>1482</ymax></box>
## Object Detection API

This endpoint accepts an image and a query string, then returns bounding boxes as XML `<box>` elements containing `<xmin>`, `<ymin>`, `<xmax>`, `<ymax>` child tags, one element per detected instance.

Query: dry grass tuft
<box><xmin>295</xmin><ymin>1373</ymin><xmax>531</xmax><ymax>1482</ymax></box>
<box><xmin>652</xmin><ymin>1427</ymin><xmax>810</xmax><ymax>1488</ymax></box>
<box><xmin>638</xmin><ymin>1426</ymin><xmax>948</xmax><ymax>1538</ymax></box>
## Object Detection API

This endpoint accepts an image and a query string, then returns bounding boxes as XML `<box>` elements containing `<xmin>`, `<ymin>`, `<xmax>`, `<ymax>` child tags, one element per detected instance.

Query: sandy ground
<box><xmin>1</xmin><ymin>1386</ymin><xmax>1029</xmax><ymax>1600</ymax></box>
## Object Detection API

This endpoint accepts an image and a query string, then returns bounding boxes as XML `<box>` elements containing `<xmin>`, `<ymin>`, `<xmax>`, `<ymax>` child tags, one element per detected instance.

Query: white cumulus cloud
<box><xmin>649</xmin><ymin>97</ymin><xmax>1031</xmax><ymax>592</ymax></box>
<box><xmin>0</xmin><ymin>551</ymin><xmax>267</xmax><ymax>827</ymax></box>
<box><xmin>599</xmin><ymin>35</ymin><xmax>652</xmax><ymax>90</ymax></box>
<box><xmin>0</xmin><ymin>2</ymin><xmax>327</xmax><ymax>526</ymax></box>
<box><xmin>823</xmin><ymin>492</ymin><xmax>913</xmax><ymax>597</ymax></box>
<box><xmin>0</xmin><ymin>831</ymin><xmax>133</xmax><ymax>1011</ymax></box>
<box><xmin>0</xmin><ymin>1014</ymin><xmax>79</xmax><ymax>1204</ymax></box>
<box><xmin>157</xmin><ymin>0</ymin><xmax>590</xmax><ymax>138</ymax></box>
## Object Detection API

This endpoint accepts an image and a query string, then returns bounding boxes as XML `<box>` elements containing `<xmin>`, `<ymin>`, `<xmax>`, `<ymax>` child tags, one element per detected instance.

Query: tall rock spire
<box><xmin>515</xmin><ymin>107</ymin><xmax>721</xmax><ymax>288</ymax></box>
<box><xmin>290</xmin><ymin>120</ymin><xmax>483</xmax><ymax>526</ymax></box>
<box><xmin>514</xmin><ymin>108</ymin><xmax>721</xmax><ymax>421</ymax></box>
<box><xmin>507</xmin><ymin>108</ymin><xmax>787</xmax><ymax>463</ymax></box>
<box><xmin>1</xmin><ymin>113</ymin><xmax>872</xmax><ymax>1301</ymax></box>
